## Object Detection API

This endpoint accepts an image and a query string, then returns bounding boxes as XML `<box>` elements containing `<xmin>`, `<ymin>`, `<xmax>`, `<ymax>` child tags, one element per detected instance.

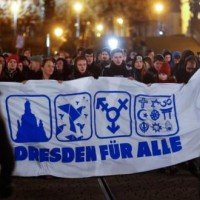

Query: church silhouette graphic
<box><xmin>15</xmin><ymin>99</ymin><xmax>48</xmax><ymax>142</ymax></box>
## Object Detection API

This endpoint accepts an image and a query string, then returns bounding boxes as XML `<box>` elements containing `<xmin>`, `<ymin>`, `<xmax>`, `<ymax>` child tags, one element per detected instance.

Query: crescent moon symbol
<box><xmin>137</xmin><ymin>109</ymin><xmax>148</xmax><ymax>121</ymax></box>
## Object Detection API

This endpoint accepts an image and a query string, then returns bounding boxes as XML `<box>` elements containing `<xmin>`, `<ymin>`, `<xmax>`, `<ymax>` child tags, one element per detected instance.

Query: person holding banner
<box><xmin>176</xmin><ymin>54</ymin><xmax>199</xmax><ymax>84</ymax></box>
<box><xmin>173</xmin><ymin>49</ymin><xmax>195</xmax><ymax>83</ymax></box>
<box><xmin>70</xmin><ymin>56</ymin><xmax>92</xmax><ymax>80</ymax></box>
<box><xmin>40</xmin><ymin>58</ymin><xmax>56</xmax><ymax>80</ymax></box>
<box><xmin>157</xmin><ymin>62</ymin><xmax>176</xmax><ymax>83</ymax></box>
<box><xmin>131</xmin><ymin>54</ymin><xmax>146</xmax><ymax>82</ymax></box>
<box><xmin>55</xmin><ymin>57</ymin><xmax>72</xmax><ymax>81</ymax></box>
<box><xmin>0</xmin><ymin>113</ymin><xmax>15</xmax><ymax>198</ymax></box>
<box><xmin>102</xmin><ymin>48</ymin><xmax>133</xmax><ymax>78</ymax></box>
<box><xmin>174</xmin><ymin>52</ymin><xmax>200</xmax><ymax>176</ymax></box>
<box><xmin>143</xmin><ymin>54</ymin><xmax>164</xmax><ymax>84</ymax></box>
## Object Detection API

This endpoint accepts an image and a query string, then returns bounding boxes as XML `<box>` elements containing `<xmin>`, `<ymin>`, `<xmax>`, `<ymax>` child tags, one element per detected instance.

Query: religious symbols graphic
<box><xmin>135</xmin><ymin>94</ymin><xmax>179</xmax><ymax>137</ymax></box>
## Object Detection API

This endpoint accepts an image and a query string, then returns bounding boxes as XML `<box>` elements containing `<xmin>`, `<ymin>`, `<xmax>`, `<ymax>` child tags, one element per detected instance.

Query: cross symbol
<box><xmin>139</xmin><ymin>98</ymin><xmax>148</xmax><ymax>109</ymax></box>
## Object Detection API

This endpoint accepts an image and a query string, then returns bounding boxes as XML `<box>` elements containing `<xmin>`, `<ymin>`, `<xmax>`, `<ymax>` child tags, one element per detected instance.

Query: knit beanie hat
<box><xmin>159</xmin><ymin>62</ymin><xmax>171</xmax><ymax>76</ymax></box>
<box><xmin>6</xmin><ymin>54</ymin><xmax>19</xmax><ymax>64</ymax></box>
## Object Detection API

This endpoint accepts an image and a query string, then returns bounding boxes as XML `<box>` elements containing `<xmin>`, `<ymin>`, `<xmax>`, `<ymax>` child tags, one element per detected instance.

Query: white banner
<box><xmin>1</xmin><ymin>70</ymin><xmax>200</xmax><ymax>178</ymax></box>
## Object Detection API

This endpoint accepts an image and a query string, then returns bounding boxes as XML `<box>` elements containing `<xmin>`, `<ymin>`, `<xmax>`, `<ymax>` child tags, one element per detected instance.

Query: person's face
<box><xmin>97</xmin><ymin>53</ymin><xmax>102</xmax><ymax>61</ymax></box>
<box><xmin>59</xmin><ymin>52</ymin><xmax>65</xmax><ymax>58</ymax></box>
<box><xmin>7</xmin><ymin>59</ymin><xmax>17</xmax><ymax>72</ymax></box>
<box><xmin>77</xmin><ymin>59</ymin><xmax>87</xmax><ymax>74</ymax></box>
<box><xmin>148</xmin><ymin>52</ymin><xmax>155</xmax><ymax>60</ymax></box>
<box><xmin>56</xmin><ymin>60</ymin><xmax>64</xmax><ymax>70</ymax></box>
<box><xmin>22</xmin><ymin>59</ymin><xmax>29</xmax><ymax>67</ymax></box>
<box><xmin>30</xmin><ymin>61</ymin><xmax>41</xmax><ymax>72</ymax></box>
<box><xmin>174</xmin><ymin>58</ymin><xmax>180</xmax><ymax>64</ymax></box>
<box><xmin>123</xmin><ymin>53</ymin><xmax>127</xmax><ymax>61</ymax></box>
<box><xmin>158</xmin><ymin>73</ymin><xmax>168</xmax><ymax>81</ymax></box>
<box><xmin>65</xmin><ymin>53</ymin><xmax>72</xmax><ymax>64</ymax></box>
<box><xmin>134</xmin><ymin>60</ymin><xmax>144</xmax><ymax>70</ymax></box>
<box><xmin>77</xmin><ymin>50</ymin><xmax>83</xmax><ymax>57</ymax></box>
<box><xmin>164</xmin><ymin>55</ymin><xmax>171</xmax><ymax>63</ymax></box>
<box><xmin>18</xmin><ymin>62</ymin><xmax>23</xmax><ymax>71</ymax></box>
<box><xmin>42</xmin><ymin>60</ymin><xmax>54</xmax><ymax>77</ymax></box>
<box><xmin>102</xmin><ymin>51</ymin><xmax>110</xmax><ymax>61</ymax></box>
<box><xmin>154</xmin><ymin>60</ymin><xmax>163</xmax><ymax>71</ymax></box>
<box><xmin>130</xmin><ymin>52</ymin><xmax>137</xmax><ymax>59</ymax></box>
<box><xmin>85</xmin><ymin>53</ymin><xmax>94</xmax><ymax>65</ymax></box>
<box><xmin>24</xmin><ymin>50</ymin><xmax>31</xmax><ymax>58</ymax></box>
<box><xmin>186</xmin><ymin>61</ymin><xmax>196</xmax><ymax>73</ymax></box>
<box><xmin>112</xmin><ymin>52</ymin><xmax>123</xmax><ymax>66</ymax></box>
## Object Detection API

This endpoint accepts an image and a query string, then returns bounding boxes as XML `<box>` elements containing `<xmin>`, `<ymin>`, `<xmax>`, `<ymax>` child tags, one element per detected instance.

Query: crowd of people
<box><xmin>0</xmin><ymin>46</ymin><xmax>199</xmax><ymax>85</ymax></box>
<box><xmin>0</xmin><ymin>46</ymin><xmax>200</xmax><ymax>198</ymax></box>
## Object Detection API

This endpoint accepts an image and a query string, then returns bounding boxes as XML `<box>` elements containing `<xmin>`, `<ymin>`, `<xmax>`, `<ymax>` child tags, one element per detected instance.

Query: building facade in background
<box><xmin>0</xmin><ymin>0</ymin><xmax>199</xmax><ymax>53</ymax></box>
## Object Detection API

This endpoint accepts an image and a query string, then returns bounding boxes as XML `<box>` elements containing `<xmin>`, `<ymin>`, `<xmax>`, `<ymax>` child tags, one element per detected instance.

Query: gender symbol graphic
<box><xmin>134</xmin><ymin>94</ymin><xmax>179</xmax><ymax>137</ymax></box>
<box><xmin>94</xmin><ymin>91</ymin><xmax>132</xmax><ymax>139</ymax></box>
<box><xmin>55</xmin><ymin>92</ymin><xmax>92</xmax><ymax>142</ymax></box>
<box><xmin>6</xmin><ymin>95</ymin><xmax>52</xmax><ymax>143</ymax></box>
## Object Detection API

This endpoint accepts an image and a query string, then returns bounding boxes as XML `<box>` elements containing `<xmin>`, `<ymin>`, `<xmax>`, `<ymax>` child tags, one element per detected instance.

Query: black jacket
<box><xmin>143</xmin><ymin>67</ymin><xmax>158</xmax><ymax>84</ymax></box>
<box><xmin>0</xmin><ymin>68</ymin><xmax>24</xmax><ymax>82</ymax></box>
<box><xmin>102</xmin><ymin>61</ymin><xmax>133</xmax><ymax>77</ymax></box>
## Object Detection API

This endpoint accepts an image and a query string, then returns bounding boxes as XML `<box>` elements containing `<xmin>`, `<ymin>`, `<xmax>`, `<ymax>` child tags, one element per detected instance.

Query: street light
<box><xmin>116</xmin><ymin>17</ymin><xmax>124</xmax><ymax>36</ymax></box>
<box><xmin>46</xmin><ymin>33</ymin><xmax>51</xmax><ymax>56</ymax></box>
<box><xmin>11</xmin><ymin>0</ymin><xmax>20</xmax><ymax>37</ymax></box>
<box><xmin>54</xmin><ymin>27</ymin><xmax>64</xmax><ymax>38</ymax></box>
<box><xmin>155</xmin><ymin>3</ymin><xmax>164</xmax><ymax>14</ymax></box>
<box><xmin>73</xmin><ymin>2</ymin><xmax>83</xmax><ymax>38</ymax></box>
<box><xmin>96</xmin><ymin>24</ymin><xmax>104</xmax><ymax>32</ymax></box>
<box><xmin>96</xmin><ymin>23</ymin><xmax>104</xmax><ymax>37</ymax></box>
<box><xmin>154</xmin><ymin>3</ymin><xmax>164</xmax><ymax>36</ymax></box>
<box><xmin>117</xmin><ymin>18</ymin><xmax>123</xmax><ymax>25</ymax></box>
<box><xmin>108</xmin><ymin>37</ymin><xmax>118</xmax><ymax>50</ymax></box>
<box><xmin>53</xmin><ymin>27</ymin><xmax>64</xmax><ymax>54</ymax></box>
